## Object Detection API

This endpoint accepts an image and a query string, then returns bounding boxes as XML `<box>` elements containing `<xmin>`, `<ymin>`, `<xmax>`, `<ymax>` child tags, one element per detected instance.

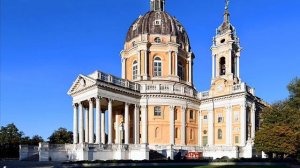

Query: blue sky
<box><xmin>0</xmin><ymin>0</ymin><xmax>299</xmax><ymax>139</ymax></box>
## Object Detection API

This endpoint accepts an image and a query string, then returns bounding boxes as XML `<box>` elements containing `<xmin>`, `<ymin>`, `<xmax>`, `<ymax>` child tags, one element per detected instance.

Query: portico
<box><xmin>69</xmin><ymin>72</ymin><xmax>142</xmax><ymax>146</ymax></box>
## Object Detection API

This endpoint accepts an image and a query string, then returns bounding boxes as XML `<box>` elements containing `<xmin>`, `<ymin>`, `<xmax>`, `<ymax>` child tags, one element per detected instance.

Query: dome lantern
<box><xmin>150</xmin><ymin>0</ymin><xmax>165</xmax><ymax>11</ymax></box>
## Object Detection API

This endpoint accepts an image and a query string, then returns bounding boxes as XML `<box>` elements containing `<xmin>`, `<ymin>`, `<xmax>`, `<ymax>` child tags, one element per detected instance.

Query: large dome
<box><xmin>126</xmin><ymin>11</ymin><xmax>190</xmax><ymax>46</ymax></box>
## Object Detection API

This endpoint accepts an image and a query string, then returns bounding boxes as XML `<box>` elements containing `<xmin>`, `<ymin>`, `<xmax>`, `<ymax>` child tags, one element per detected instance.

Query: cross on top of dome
<box><xmin>150</xmin><ymin>0</ymin><xmax>165</xmax><ymax>11</ymax></box>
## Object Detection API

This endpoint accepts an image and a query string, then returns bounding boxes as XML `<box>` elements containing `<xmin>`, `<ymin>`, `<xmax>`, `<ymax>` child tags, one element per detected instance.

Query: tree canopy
<box><xmin>255</xmin><ymin>78</ymin><xmax>300</xmax><ymax>159</ymax></box>
<box><xmin>0</xmin><ymin>123</ymin><xmax>44</xmax><ymax>158</ymax></box>
<box><xmin>48</xmin><ymin>127</ymin><xmax>73</xmax><ymax>144</ymax></box>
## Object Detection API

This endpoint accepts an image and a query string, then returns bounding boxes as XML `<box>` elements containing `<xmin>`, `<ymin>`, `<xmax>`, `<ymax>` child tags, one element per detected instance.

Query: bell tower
<box><xmin>210</xmin><ymin>0</ymin><xmax>242</xmax><ymax>96</ymax></box>
<box><xmin>211</xmin><ymin>0</ymin><xmax>241</xmax><ymax>85</ymax></box>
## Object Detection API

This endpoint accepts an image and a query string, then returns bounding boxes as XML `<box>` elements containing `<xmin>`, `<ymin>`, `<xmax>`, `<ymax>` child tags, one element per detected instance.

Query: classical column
<box><xmin>208</xmin><ymin>109</ymin><xmax>214</xmax><ymax>146</ymax></box>
<box><xmin>137</xmin><ymin>50</ymin><xmax>141</xmax><ymax>77</ymax></box>
<box><xmin>240</xmin><ymin>103</ymin><xmax>246</xmax><ymax>146</ymax></box>
<box><xmin>181</xmin><ymin>106</ymin><xmax>186</xmax><ymax>145</ymax></box>
<box><xmin>122</xmin><ymin>58</ymin><xmax>126</xmax><ymax>79</ymax></box>
<box><xmin>141</xmin><ymin>105</ymin><xmax>148</xmax><ymax>144</ymax></box>
<box><xmin>212</xmin><ymin>55</ymin><xmax>215</xmax><ymax>79</ymax></box>
<box><xmin>168</xmin><ymin>51</ymin><xmax>172</xmax><ymax>76</ymax></box>
<box><xmin>115</xmin><ymin>112</ymin><xmax>120</xmax><ymax>144</ymax></box>
<box><xmin>175</xmin><ymin>52</ymin><xmax>178</xmax><ymax>76</ymax></box>
<box><xmin>251</xmin><ymin>103</ymin><xmax>256</xmax><ymax>140</ymax></box>
<box><xmin>88</xmin><ymin>99</ymin><xmax>94</xmax><ymax>144</ymax></box>
<box><xmin>124</xmin><ymin>103</ymin><xmax>130</xmax><ymax>144</ymax></box>
<box><xmin>108</xmin><ymin>99</ymin><xmax>113</xmax><ymax>144</ymax></box>
<box><xmin>85</xmin><ymin>106</ymin><xmax>89</xmax><ymax>143</ymax></box>
<box><xmin>198</xmin><ymin>110</ymin><xmax>202</xmax><ymax>146</ymax></box>
<box><xmin>237</xmin><ymin>56</ymin><xmax>240</xmax><ymax>78</ymax></box>
<box><xmin>73</xmin><ymin>103</ymin><xmax>78</xmax><ymax>144</ymax></box>
<box><xmin>79</xmin><ymin>103</ymin><xmax>84</xmax><ymax>143</ymax></box>
<box><xmin>95</xmin><ymin>97</ymin><xmax>101</xmax><ymax>144</ymax></box>
<box><xmin>188</xmin><ymin>58</ymin><xmax>192</xmax><ymax>83</ymax></box>
<box><xmin>169</xmin><ymin>106</ymin><xmax>175</xmax><ymax>145</ymax></box>
<box><xmin>144</xmin><ymin>50</ymin><xmax>148</xmax><ymax>78</ymax></box>
<box><xmin>134</xmin><ymin>105</ymin><xmax>140</xmax><ymax>144</ymax></box>
<box><xmin>101</xmin><ymin>111</ymin><xmax>106</xmax><ymax>144</ymax></box>
<box><xmin>226</xmin><ymin>106</ymin><xmax>232</xmax><ymax>145</ymax></box>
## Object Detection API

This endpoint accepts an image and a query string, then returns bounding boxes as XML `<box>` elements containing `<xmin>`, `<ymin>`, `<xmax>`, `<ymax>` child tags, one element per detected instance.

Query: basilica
<box><xmin>20</xmin><ymin>0</ymin><xmax>267</xmax><ymax>161</ymax></box>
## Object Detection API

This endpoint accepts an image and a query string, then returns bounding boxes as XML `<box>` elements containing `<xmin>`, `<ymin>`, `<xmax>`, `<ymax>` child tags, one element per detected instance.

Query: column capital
<box><xmin>169</xmin><ymin>105</ymin><xmax>175</xmax><ymax>110</ymax></box>
<box><xmin>225</xmin><ymin>105</ymin><xmax>232</xmax><ymax>110</ymax></box>
<box><xmin>181</xmin><ymin>106</ymin><xmax>187</xmax><ymax>111</ymax></box>
<box><xmin>107</xmin><ymin>98</ymin><xmax>114</xmax><ymax>103</ymax></box>
<box><xmin>96</xmin><ymin>96</ymin><xmax>102</xmax><ymax>100</ymax></box>
<box><xmin>121</xmin><ymin>57</ymin><xmax>127</xmax><ymax>62</ymax></box>
<box><xmin>135</xmin><ymin>104</ymin><xmax>141</xmax><ymax>108</ymax></box>
<box><xmin>73</xmin><ymin>103</ymin><xmax>79</xmax><ymax>107</ymax></box>
<box><xmin>88</xmin><ymin>98</ymin><xmax>94</xmax><ymax>103</ymax></box>
<box><xmin>79</xmin><ymin>102</ymin><xmax>84</xmax><ymax>106</ymax></box>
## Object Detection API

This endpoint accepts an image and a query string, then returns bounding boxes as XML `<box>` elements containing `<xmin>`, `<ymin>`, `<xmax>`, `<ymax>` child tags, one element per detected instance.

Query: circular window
<box><xmin>203</xmin><ymin>130</ymin><xmax>207</xmax><ymax>134</ymax></box>
<box><xmin>220</xmin><ymin>39</ymin><xmax>226</xmax><ymax>43</ymax></box>
<box><xmin>154</xmin><ymin>37</ymin><xmax>161</xmax><ymax>43</ymax></box>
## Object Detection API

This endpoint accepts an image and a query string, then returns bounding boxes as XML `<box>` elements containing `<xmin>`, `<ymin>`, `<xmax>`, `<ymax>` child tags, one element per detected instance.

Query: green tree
<box><xmin>30</xmin><ymin>135</ymin><xmax>44</xmax><ymax>145</ymax></box>
<box><xmin>255</xmin><ymin>78</ymin><xmax>300</xmax><ymax>159</ymax></box>
<box><xmin>48</xmin><ymin>128</ymin><xmax>73</xmax><ymax>144</ymax></box>
<box><xmin>288</xmin><ymin>77</ymin><xmax>300</xmax><ymax>109</ymax></box>
<box><xmin>0</xmin><ymin>123</ymin><xmax>23</xmax><ymax>158</ymax></box>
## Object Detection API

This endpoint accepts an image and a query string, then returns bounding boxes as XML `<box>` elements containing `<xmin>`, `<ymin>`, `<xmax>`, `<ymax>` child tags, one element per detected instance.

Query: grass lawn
<box><xmin>108</xmin><ymin>166</ymin><xmax>288</xmax><ymax>168</ymax></box>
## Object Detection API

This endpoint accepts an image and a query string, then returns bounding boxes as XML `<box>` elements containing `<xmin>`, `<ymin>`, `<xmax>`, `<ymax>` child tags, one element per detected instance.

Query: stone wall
<box><xmin>19</xmin><ymin>145</ymin><xmax>39</xmax><ymax>161</ymax></box>
<box><xmin>37</xmin><ymin>143</ymin><xmax>149</xmax><ymax>161</ymax></box>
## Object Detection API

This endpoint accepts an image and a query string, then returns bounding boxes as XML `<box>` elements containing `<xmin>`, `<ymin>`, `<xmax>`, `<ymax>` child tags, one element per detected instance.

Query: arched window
<box><xmin>154</xmin><ymin>37</ymin><xmax>161</xmax><ymax>43</ymax></box>
<box><xmin>154</xmin><ymin>106</ymin><xmax>161</xmax><ymax>116</ymax></box>
<box><xmin>218</xmin><ymin>129</ymin><xmax>223</xmax><ymax>140</ymax></box>
<box><xmin>220</xmin><ymin>57</ymin><xmax>226</xmax><ymax>75</ymax></box>
<box><xmin>132</xmin><ymin>60</ymin><xmax>138</xmax><ymax>80</ymax></box>
<box><xmin>178</xmin><ymin>61</ymin><xmax>184</xmax><ymax>80</ymax></box>
<box><xmin>154</xmin><ymin>57</ymin><xmax>162</xmax><ymax>77</ymax></box>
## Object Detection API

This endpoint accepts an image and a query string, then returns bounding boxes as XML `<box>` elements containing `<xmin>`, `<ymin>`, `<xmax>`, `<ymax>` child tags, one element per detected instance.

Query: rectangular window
<box><xmin>203</xmin><ymin>136</ymin><xmax>208</xmax><ymax>146</ymax></box>
<box><xmin>174</xmin><ymin>109</ymin><xmax>178</xmax><ymax>121</ymax></box>
<box><xmin>203</xmin><ymin>115</ymin><xmax>208</xmax><ymax>123</ymax></box>
<box><xmin>133</xmin><ymin>64</ymin><xmax>138</xmax><ymax>80</ymax></box>
<box><xmin>235</xmin><ymin>136</ymin><xmax>239</xmax><ymax>144</ymax></box>
<box><xmin>154</xmin><ymin>62</ymin><xmax>162</xmax><ymax>77</ymax></box>
<box><xmin>218</xmin><ymin>113</ymin><xmax>223</xmax><ymax>123</ymax></box>
<box><xmin>190</xmin><ymin>110</ymin><xmax>194</xmax><ymax>120</ymax></box>
<box><xmin>154</xmin><ymin>106</ymin><xmax>161</xmax><ymax>116</ymax></box>
<box><xmin>154</xmin><ymin>19</ymin><xmax>161</xmax><ymax>25</ymax></box>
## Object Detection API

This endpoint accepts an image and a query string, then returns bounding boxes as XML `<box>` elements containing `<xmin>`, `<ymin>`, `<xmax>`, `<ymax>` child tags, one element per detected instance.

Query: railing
<box><xmin>232</xmin><ymin>83</ymin><xmax>255</xmax><ymax>95</ymax></box>
<box><xmin>140</xmin><ymin>84</ymin><xmax>196</xmax><ymax>97</ymax></box>
<box><xmin>89</xmin><ymin>71</ymin><xmax>140</xmax><ymax>92</ymax></box>
<box><xmin>198</xmin><ymin>82</ymin><xmax>255</xmax><ymax>100</ymax></box>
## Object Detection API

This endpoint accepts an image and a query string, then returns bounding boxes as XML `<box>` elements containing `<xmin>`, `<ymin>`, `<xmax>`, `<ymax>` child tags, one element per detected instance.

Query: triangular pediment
<box><xmin>67</xmin><ymin>75</ymin><xmax>97</xmax><ymax>95</ymax></box>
